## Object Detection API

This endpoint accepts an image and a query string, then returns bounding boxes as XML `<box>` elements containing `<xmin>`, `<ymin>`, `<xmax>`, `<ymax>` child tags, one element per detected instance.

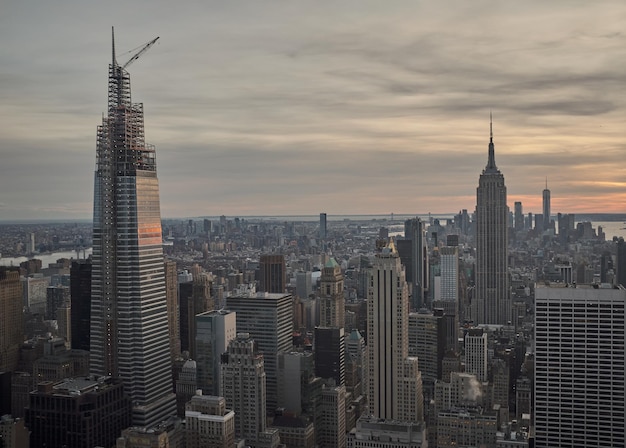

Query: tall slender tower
<box><xmin>542</xmin><ymin>178</ymin><xmax>551</xmax><ymax>231</ymax></box>
<box><xmin>90</xmin><ymin>29</ymin><xmax>175</xmax><ymax>427</ymax></box>
<box><xmin>367</xmin><ymin>241</ymin><xmax>423</xmax><ymax>423</ymax></box>
<box><xmin>473</xmin><ymin>116</ymin><xmax>510</xmax><ymax>325</ymax></box>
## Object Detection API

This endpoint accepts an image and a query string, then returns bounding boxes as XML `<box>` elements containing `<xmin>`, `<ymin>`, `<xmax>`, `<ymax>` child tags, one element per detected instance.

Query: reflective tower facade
<box><xmin>90</xmin><ymin>30</ymin><xmax>175</xmax><ymax>427</ymax></box>
<box><xmin>473</xmin><ymin>119</ymin><xmax>510</xmax><ymax>325</ymax></box>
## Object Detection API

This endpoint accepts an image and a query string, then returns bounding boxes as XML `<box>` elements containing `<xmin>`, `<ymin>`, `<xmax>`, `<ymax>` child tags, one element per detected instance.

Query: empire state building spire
<box><xmin>485</xmin><ymin>112</ymin><xmax>498</xmax><ymax>173</ymax></box>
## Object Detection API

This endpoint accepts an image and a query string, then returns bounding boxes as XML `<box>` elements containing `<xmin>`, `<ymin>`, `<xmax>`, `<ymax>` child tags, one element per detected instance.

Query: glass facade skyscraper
<box><xmin>90</xmin><ymin>30</ymin><xmax>175</xmax><ymax>427</ymax></box>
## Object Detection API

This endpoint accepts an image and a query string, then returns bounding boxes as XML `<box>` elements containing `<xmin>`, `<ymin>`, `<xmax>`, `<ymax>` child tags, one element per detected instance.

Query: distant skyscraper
<box><xmin>320</xmin><ymin>213</ymin><xmax>328</xmax><ymax>239</ymax></box>
<box><xmin>542</xmin><ymin>178</ymin><xmax>551</xmax><ymax>231</ymax></box>
<box><xmin>436</xmin><ymin>246</ymin><xmax>459</xmax><ymax>351</ymax></box>
<box><xmin>90</xmin><ymin>30</ymin><xmax>175</xmax><ymax>426</ymax></box>
<box><xmin>0</xmin><ymin>267</ymin><xmax>23</xmax><ymax>373</ymax></box>
<box><xmin>514</xmin><ymin>201</ymin><xmax>523</xmax><ymax>232</ymax></box>
<box><xmin>535</xmin><ymin>284</ymin><xmax>626</xmax><ymax>447</ymax></box>
<box><xmin>400</xmin><ymin>218</ymin><xmax>428</xmax><ymax>310</ymax></box>
<box><xmin>473</xmin><ymin>117</ymin><xmax>510</xmax><ymax>325</ymax></box>
<box><xmin>616</xmin><ymin>237</ymin><xmax>626</xmax><ymax>288</ymax></box>
<box><xmin>367</xmin><ymin>242</ymin><xmax>423</xmax><ymax>423</ymax></box>
<box><xmin>259</xmin><ymin>254</ymin><xmax>286</xmax><ymax>294</ymax></box>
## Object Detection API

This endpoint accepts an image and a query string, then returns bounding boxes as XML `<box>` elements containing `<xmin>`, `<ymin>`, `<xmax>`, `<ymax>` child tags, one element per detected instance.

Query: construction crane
<box><xmin>111</xmin><ymin>27</ymin><xmax>159</xmax><ymax>70</ymax></box>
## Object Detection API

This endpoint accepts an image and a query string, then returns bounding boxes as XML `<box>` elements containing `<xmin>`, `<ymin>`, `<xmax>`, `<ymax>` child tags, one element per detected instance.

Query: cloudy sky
<box><xmin>1</xmin><ymin>1</ymin><xmax>624</xmax><ymax>221</ymax></box>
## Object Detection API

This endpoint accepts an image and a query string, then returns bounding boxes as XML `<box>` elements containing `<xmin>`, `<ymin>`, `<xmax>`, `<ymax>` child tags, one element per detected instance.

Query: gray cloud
<box><xmin>1</xmin><ymin>0</ymin><xmax>625</xmax><ymax>219</ymax></box>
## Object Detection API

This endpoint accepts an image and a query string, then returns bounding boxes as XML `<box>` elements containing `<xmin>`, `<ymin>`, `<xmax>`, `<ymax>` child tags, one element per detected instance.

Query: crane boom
<box><xmin>121</xmin><ymin>36</ymin><xmax>160</xmax><ymax>70</ymax></box>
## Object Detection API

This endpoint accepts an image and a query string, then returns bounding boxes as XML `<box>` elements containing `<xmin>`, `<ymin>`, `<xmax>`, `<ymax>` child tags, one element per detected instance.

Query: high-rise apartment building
<box><xmin>534</xmin><ymin>284</ymin><xmax>626</xmax><ymax>447</ymax></box>
<box><xmin>196</xmin><ymin>310</ymin><xmax>237</xmax><ymax>395</ymax></box>
<box><xmin>473</xmin><ymin>118</ymin><xmax>510</xmax><ymax>325</ymax></box>
<box><xmin>90</xmin><ymin>30</ymin><xmax>175</xmax><ymax>426</ymax></box>
<box><xmin>0</xmin><ymin>267</ymin><xmax>23</xmax><ymax>373</ymax></box>
<box><xmin>319</xmin><ymin>258</ymin><xmax>345</xmax><ymax>328</ymax></box>
<box><xmin>367</xmin><ymin>242</ymin><xmax>423</xmax><ymax>423</ymax></box>
<box><xmin>225</xmin><ymin>292</ymin><xmax>293</xmax><ymax>414</ymax></box>
<box><xmin>259</xmin><ymin>255</ymin><xmax>286</xmax><ymax>294</ymax></box>
<box><xmin>542</xmin><ymin>179</ymin><xmax>551</xmax><ymax>231</ymax></box>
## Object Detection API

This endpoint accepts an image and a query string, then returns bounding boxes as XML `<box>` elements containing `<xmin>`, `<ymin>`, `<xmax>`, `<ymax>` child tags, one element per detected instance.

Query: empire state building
<box><xmin>90</xmin><ymin>30</ymin><xmax>175</xmax><ymax>427</ymax></box>
<box><xmin>473</xmin><ymin>118</ymin><xmax>510</xmax><ymax>325</ymax></box>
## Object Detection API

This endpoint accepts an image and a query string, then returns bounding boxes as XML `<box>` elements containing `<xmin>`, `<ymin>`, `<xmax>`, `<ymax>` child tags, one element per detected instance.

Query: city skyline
<box><xmin>1</xmin><ymin>1</ymin><xmax>625</xmax><ymax>220</ymax></box>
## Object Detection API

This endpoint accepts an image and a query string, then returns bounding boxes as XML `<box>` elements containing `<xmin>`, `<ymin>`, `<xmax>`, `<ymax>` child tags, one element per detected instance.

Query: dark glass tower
<box><xmin>90</xmin><ymin>29</ymin><xmax>175</xmax><ymax>427</ymax></box>
<box><xmin>473</xmin><ymin>117</ymin><xmax>510</xmax><ymax>325</ymax></box>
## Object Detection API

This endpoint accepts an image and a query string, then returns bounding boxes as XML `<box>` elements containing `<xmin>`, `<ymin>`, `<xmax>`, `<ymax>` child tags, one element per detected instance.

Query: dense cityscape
<box><xmin>2</xmin><ymin>23</ymin><xmax>626</xmax><ymax>448</ymax></box>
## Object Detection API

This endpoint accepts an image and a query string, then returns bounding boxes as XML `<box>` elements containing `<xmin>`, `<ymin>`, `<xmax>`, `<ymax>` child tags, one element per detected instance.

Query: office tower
<box><xmin>534</xmin><ymin>284</ymin><xmax>626</xmax><ymax>447</ymax></box>
<box><xmin>0</xmin><ymin>414</ymin><xmax>30</xmax><ymax>448</ymax></box>
<box><xmin>542</xmin><ymin>178</ymin><xmax>551</xmax><ymax>230</ymax></box>
<box><xmin>464</xmin><ymin>328</ymin><xmax>487</xmax><ymax>382</ymax></box>
<box><xmin>401</xmin><ymin>218</ymin><xmax>428</xmax><ymax>310</ymax></box>
<box><xmin>225</xmin><ymin>292</ymin><xmax>293</xmax><ymax>414</ymax></box>
<box><xmin>175</xmin><ymin>359</ymin><xmax>197</xmax><ymax>417</ymax></box>
<box><xmin>277</xmin><ymin>351</ymin><xmax>321</xmax><ymax>417</ymax></box>
<box><xmin>26</xmin><ymin>377</ymin><xmax>131</xmax><ymax>448</ymax></box>
<box><xmin>436</xmin><ymin>409</ymin><xmax>497</xmax><ymax>448</ymax></box>
<box><xmin>165</xmin><ymin>260</ymin><xmax>181</xmax><ymax>360</ymax></box>
<box><xmin>317</xmin><ymin>384</ymin><xmax>347</xmax><ymax>448</ymax></box>
<box><xmin>70</xmin><ymin>260</ymin><xmax>91</xmax><ymax>351</ymax></box>
<box><xmin>347</xmin><ymin>417</ymin><xmax>426</xmax><ymax>448</ymax></box>
<box><xmin>259</xmin><ymin>254</ymin><xmax>286</xmax><ymax>293</ymax></box>
<box><xmin>196</xmin><ymin>310</ymin><xmax>237</xmax><ymax>395</ymax></box>
<box><xmin>437</xmin><ymin>245</ymin><xmax>460</xmax><ymax>351</ymax></box>
<box><xmin>187</xmin><ymin>271</ymin><xmax>215</xmax><ymax>359</ymax></box>
<box><xmin>22</xmin><ymin>275</ymin><xmax>49</xmax><ymax>315</ymax></box>
<box><xmin>117</xmin><ymin>418</ymin><xmax>184</xmax><ymax>448</ymax></box>
<box><xmin>273</xmin><ymin>415</ymin><xmax>315</xmax><ymax>448</ymax></box>
<box><xmin>220</xmin><ymin>334</ymin><xmax>281</xmax><ymax>448</ymax></box>
<box><xmin>617</xmin><ymin>237</ymin><xmax>626</xmax><ymax>287</ymax></box>
<box><xmin>320</xmin><ymin>213</ymin><xmax>328</xmax><ymax>239</ymax></box>
<box><xmin>514</xmin><ymin>201</ymin><xmax>523</xmax><ymax>231</ymax></box>
<box><xmin>473</xmin><ymin>118</ymin><xmax>510</xmax><ymax>325</ymax></box>
<box><xmin>56</xmin><ymin>302</ymin><xmax>71</xmax><ymax>345</ymax></box>
<box><xmin>314</xmin><ymin>327</ymin><xmax>345</xmax><ymax>386</ymax></box>
<box><xmin>90</xmin><ymin>30</ymin><xmax>175</xmax><ymax>426</ymax></box>
<box><xmin>296</xmin><ymin>271</ymin><xmax>312</xmax><ymax>299</ymax></box>
<box><xmin>45</xmin><ymin>285</ymin><xmax>69</xmax><ymax>320</ymax></box>
<box><xmin>185</xmin><ymin>394</ymin><xmax>235</xmax><ymax>448</ymax></box>
<box><xmin>0</xmin><ymin>267</ymin><xmax>23</xmax><ymax>373</ymax></box>
<box><xmin>319</xmin><ymin>258</ymin><xmax>345</xmax><ymax>328</ymax></box>
<box><xmin>367</xmin><ymin>242</ymin><xmax>423</xmax><ymax>422</ymax></box>
<box><xmin>345</xmin><ymin>329</ymin><xmax>366</xmax><ymax>394</ymax></box>
<box><xmin>408</xmin><ymin>310</ymin><xmax>445</xmax><ymax>392</ymax></box>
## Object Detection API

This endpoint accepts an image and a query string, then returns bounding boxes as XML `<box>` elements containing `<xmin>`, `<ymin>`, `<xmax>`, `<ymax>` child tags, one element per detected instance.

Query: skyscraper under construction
<box><xmin>90</xmin><ymin>29</ymin><xmax>175</xmax><ymax>427</ymax></box>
